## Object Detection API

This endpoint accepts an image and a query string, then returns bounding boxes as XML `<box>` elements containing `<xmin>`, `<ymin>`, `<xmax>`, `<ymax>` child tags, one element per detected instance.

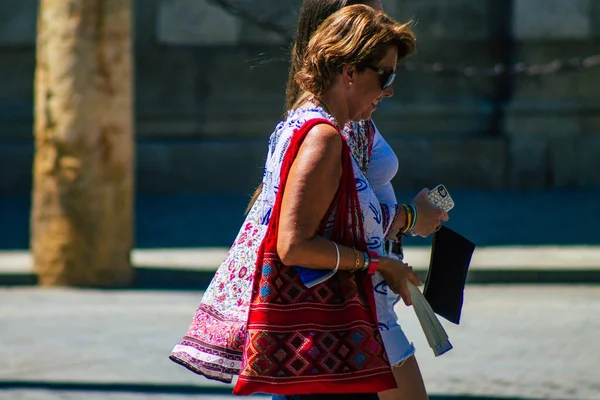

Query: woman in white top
<box><xmin>281</xmin><ymin>2</ymin><xmax>450</xmax><ymax>399</ymax></box>
<box><xmin>369</xmin><ymin>124</ymin><xmax>398</xmax><ymax>205</ymax></box>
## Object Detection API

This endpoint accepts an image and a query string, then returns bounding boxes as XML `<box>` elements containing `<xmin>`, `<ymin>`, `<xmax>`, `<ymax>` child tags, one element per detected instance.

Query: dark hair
<box><xmin>285</xmin><ymin>0</ymin><xmax>369</xmax><ymax>111</ymax></box>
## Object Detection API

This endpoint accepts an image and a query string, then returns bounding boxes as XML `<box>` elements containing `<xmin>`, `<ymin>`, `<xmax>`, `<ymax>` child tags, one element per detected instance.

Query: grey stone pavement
<box><xmin>1</xmin><ymin>285</ymin><xmax>600</xmax><ymax>400</ymax></box>
<box><xmin>1</xmin><ymin>190</ymin><xmax>600</xmax><ymax>399</ymax></box>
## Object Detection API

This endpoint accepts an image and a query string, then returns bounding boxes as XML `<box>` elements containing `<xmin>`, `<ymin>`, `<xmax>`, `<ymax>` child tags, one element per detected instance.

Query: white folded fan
<box><xmin>407</xmin><ymin>280</ymin><xmax>453</xmax><ymax>357</ymax></box>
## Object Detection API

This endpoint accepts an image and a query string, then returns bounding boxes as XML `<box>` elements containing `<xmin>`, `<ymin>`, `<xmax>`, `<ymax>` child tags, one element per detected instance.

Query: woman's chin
<box><xmin>349</xmin><ymin>110</ymin><xmax>374</xmax><ymax>122</ymax></box>
<box><xmin>359</xmin><ymin>110</ymin><xmax>375</xmax><ymax>121</ymax></box>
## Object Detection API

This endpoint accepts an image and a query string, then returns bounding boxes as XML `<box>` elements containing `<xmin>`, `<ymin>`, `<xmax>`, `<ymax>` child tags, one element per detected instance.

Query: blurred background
<box><xmin>1</xmin><ymin>0</ymin><xmax>599</xmax><ymax>399</ymax></box>
<box><xmin>1</xmin><ymin>0</ymin><xmax>599</xmax><ymax>249</ymax></box>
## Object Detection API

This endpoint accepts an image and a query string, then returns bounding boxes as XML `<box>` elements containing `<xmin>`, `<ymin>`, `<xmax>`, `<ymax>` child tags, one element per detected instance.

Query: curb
<box><xmin>2</xmin><ymin>247</ymin><xmax>600</xmax><ymax>288</ymax></box>
<box><xmin>2</xmin><ymin>266</ymin><xmax>600</xmax><ymax>288</ymax></box>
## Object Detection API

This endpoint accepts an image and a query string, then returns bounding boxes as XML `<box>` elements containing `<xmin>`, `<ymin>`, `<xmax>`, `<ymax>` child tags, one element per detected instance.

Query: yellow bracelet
<box><xmin>401</xmin><ymin>204</ymin><xmax>413</xmax><ymax>234</ymax></box>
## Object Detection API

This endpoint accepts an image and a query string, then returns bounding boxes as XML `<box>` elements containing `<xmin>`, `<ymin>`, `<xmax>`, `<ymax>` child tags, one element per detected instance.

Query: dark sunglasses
<box><xmin>365</xmin><ymin>65</ymin><xmax>396</xmax><ymax>90</ymax></box>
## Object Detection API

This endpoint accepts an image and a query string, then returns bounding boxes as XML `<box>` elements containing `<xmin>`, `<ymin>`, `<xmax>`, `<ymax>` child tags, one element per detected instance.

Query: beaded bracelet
<box><xmin>407</xmin><ymin>203</ymin><xmax>418</xmax><ymax>236</ymax></box>
<box><xmin>367</xmin><ymin>251</ymin><xmax>379</xmax><ymax>275</ymax></box>
<box><xmin>400</xmin><ymin>203</ymin><xmax>414</xmax><ymax>234</ymax></box>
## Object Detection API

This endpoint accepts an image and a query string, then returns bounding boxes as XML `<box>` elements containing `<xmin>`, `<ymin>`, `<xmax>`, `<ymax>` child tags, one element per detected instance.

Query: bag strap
<box><xmin>262</xmin><ymin>118</ymin><xmax>365</xmax><ymax>251</ymax></box>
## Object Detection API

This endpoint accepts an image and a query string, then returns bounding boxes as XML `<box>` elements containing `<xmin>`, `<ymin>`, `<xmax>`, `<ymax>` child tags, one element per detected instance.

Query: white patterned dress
<box><xmin>170</xmin><ymin>104</ymin><xmax>412</xmax><ymax>384</ymax></box>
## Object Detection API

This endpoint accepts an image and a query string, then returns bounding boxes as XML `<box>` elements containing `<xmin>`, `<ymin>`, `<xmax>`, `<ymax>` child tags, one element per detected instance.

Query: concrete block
<box><xmin>574</xmin><ymin>59</ymin><xmax>600</xmax><ymax>101</ymax></box>
<box><xmin>0</xmin><ymin>143</ymin><xmax>33</xmax><ymax>195</ymax></box>
<box><xmin>577</xmin><ymin>133</ymin><xmax>600</xmax><ymax>187</ymax></box>
<box><xmin>194</xmin><ymin>49</ymin><xmax>287</xmax><ymax>138</ymax></box>
<box><xmin>238</xmin><ymin>23</ymin><xmax>287</xmax><ymax>46</ymax></box>
<box><xmin>0</xmin><ymin>49</ymin><xmax>35</xmax><ymax>106</ymax></box>
<box><xmin>509</xmin><ymin>42</ymin><xmax>600</xmax><ymax>103</ymax></box>
<box><xmin>504</xmin><ymin>102</ymin><xmax>581</xmax><ymax>137</ymax></box>
<box><xmin>133</xmin><ymin>0</ymin><xmax>160</xmax><ymax>47</ymax></box>
<box><xmin>508</xmin><ymin>136</ymin><xmax>548</xmax><ymax>189</ymax></box>
<box><xmin>548</xmin><ymin>136</ymin><xmax>580</xmax><ymax>187</ymax></box>
<box><xmin>236</xmin><ymin>0</ymin><xmax>300</xmax><ymax>45</ymax></box>
<box><xmin>505</xmin><ymin>114</ymin><xmax>580</xmax><ymax>138</ymax></box>
<box><xmin>388</xmin><ymin>137</ymin><xmax>507</xmax><ymax>190</ymax></box>
<box><xmin>374</xmin><ymin>102</ymin><xmax>494</xmax><ymax>138</ymax></box>
<box><xmin>198</xmin><ymin>109</ymin><xmax>284</xmax><ymax>138</ymax></box>
<box><xmin>156</xmin><ymin>0</ymin><xmax>239</xmax><ymax>45</ymax></box>
<box><xmin>134</xmin><ymin>46</ymin><xmax>200</xmax><ymax>122</ymax></box>
<box><xmin>136</xmin><ymin>140</ymin><xmax>266</xmax><ymax>194</ymax></box>
<box><xmin>0</xmin><ymin>119</ymin><xmax>33</xmax><ymax>142</ymax></box>
<box><xmin>0</xmin><ymin>0</ymin><xmax>37</xmax><ymax>45</ymax></box>
<box><xmin>200</xmin><ymin>49</ymin><xmax>289</xmax><ymax>99</ymax></box>
<box><xmin>389</xmin><ymin>0</ymin><xmax>494</xmax><ymax>40</ymax></box>
<box><xmin>581</xmin><ymin>115</ymin><xmax>600</xmax><ymax>134</ymax></box>
<box><xmin>544</xmin><ymin>133</ymin><xmax>600</xmax><ymax>188</ymax></box>
<box><xmin>513</xmin><ymin>0</ymin><xmax>591</xmax><ymax>39</ymax></box>
<box><xmin>590</xmin><ymin>0</ymin><xmax>600</xmax><ymax>38</ymax></box>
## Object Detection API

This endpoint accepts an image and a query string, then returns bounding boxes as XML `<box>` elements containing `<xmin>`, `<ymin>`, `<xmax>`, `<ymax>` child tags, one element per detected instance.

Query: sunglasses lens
<box><xmin>382</xmin><ymin>73</ymin><xmax>396</xmax><ymax>90</ymax></box>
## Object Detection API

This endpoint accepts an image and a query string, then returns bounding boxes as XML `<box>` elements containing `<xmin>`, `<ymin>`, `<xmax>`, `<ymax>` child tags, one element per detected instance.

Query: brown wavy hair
<box><xmin>294</xmin><ymin>5</ymin><xmax>415</xmax><ymax>109</ymax></box>
<box><xmin>285</xmin><ymin>0</ymin><xmax>369</xmax><ymax>111</ymax></box>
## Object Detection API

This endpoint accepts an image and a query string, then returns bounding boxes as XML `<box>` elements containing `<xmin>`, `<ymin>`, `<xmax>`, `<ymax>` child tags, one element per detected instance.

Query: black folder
<box><xmin>423</xmin><ymin>226</ymin><xmax>476</xmax><ymax>325</ymax></box>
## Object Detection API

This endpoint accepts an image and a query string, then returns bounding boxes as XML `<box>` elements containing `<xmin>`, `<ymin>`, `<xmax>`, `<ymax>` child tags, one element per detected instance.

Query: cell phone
<box><xmin>428</xmin><ymin>184</ymin><xmax>454</xmax><ymax>212</ymax></box>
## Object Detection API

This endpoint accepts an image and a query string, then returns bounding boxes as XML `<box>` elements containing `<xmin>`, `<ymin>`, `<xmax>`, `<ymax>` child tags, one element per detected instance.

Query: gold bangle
<box><xmin>401</xmin><ymin>204</ymin><xmax>412</xmax><ymax>234</ymax></box>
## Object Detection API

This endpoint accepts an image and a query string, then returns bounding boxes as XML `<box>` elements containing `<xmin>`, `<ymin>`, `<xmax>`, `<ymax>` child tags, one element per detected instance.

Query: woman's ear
<box><xmin>341</xmin><ymin>64</ymin><xmax>355</xmax><ymax>88</ymax></box>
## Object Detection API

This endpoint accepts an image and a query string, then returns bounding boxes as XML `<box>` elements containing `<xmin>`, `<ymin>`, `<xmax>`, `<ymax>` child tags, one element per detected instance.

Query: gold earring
<box><xmin>349</xmin><ymin>82</ymin><xmax>353</xmax><ymax>86</ymax></box>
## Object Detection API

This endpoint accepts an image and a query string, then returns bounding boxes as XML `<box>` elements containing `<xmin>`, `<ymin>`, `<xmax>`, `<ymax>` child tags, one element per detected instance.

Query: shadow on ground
<box><xmin>0</xmin><ymin>381</ymin><xmax>540</xmax><ymax>400</ymax></box>
<box><xmin>5</xmin><ymin>264</ymin><xmax>600</xmax><ymax>289</ymax></box>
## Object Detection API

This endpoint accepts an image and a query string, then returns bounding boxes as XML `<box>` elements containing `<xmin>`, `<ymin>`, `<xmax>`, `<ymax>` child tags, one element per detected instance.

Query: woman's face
<box><xmin>357</xmin><ymin>0</ymin><xmax>385</xmax><ymax>121</ymax></box>
<box><xmin>349</xmin><ymin>45</ymin><xmax>397</xmax><ymax>122</ymax></box>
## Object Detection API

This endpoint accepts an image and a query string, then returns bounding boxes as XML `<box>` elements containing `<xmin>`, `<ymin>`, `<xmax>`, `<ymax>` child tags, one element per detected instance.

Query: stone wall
<box><xmin>0</xmin><ymin>0</ymin><xmax>598</xmax><ymax>195</ymax></box>
<box><xmin>507</xmin><ymin>0</ymin><xmax>600</xmax><ymax>189</ymax></box>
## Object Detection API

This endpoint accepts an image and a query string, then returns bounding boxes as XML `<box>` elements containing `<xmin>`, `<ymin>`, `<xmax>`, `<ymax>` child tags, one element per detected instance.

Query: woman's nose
<box><xmin>383</xmin><ymin>85</ymin><xmax>394</xmax><ymax>98</ymax></box>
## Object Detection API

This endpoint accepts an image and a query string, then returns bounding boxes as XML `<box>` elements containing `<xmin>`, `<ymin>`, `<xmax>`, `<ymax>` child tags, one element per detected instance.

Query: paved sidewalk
<box><xmin>2</xmin><ymin>245</ymin><xmax>600</xmax><ymax>287</ymax></box>
<box><xmin>1</xmin><ymin>285</ymin><xmax>599</xmax><ymax>399</ymax></box>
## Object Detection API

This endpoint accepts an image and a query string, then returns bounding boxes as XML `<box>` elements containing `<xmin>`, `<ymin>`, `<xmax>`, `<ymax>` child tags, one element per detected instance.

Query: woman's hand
<box><xmin>411</xmin><ymin>188</ymin><xmax>449</xmax><ymax>237</ymax></box>
<box><xmin>378</xmin><ymin>256</ymin><xmax>422</xmax><ymax>306</ymax></box>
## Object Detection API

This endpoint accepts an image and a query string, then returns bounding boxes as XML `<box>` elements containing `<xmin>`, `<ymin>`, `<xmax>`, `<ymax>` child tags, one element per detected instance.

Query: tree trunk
<box><xmin>32</xmin><ymin>0</ymin><xmax>134</xmax><ymax>287</ymax></box>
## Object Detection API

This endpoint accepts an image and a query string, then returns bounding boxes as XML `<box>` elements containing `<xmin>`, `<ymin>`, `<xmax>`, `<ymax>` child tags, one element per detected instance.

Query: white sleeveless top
<box><xmin>368</xmin><ymin>122</ymin><xmax>399</xmax><ymax>205</ymax></box>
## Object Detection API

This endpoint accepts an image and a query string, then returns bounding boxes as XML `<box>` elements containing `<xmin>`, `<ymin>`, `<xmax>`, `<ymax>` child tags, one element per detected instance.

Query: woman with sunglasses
<box><xmin>171</xmin><ymin>5</ymin><xmax>427</xmax><ymax>398</ymax></box>
<box><xmin>278</xmin><ymin>1</ymin><xmax>446</xmax><ymax>398</ymax></box>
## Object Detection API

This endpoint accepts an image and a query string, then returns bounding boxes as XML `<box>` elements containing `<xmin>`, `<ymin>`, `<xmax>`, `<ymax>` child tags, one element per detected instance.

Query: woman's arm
<box><xmin>277</xmin><ymin>124</ymin><xmax>365</xmax><ymax>271</ymax></box>
<box><xmin>276</xmin><ymin>123</ymin><xmax>422</xmax><ymax>304</ymax></box>
<box><xmin>388</xmin><ymin>189</ymin><xmax>449</xmax><ymax>238</ymax></box>
<box><xmin>382</xmin><ymin>204</ymin><xmax>406</xmax><ymax>239</ymax></box>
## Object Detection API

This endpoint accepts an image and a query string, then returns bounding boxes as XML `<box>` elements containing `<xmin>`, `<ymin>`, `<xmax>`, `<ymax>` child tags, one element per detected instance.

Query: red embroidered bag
<box><xmin>233</xmin><ymin>118</ymin><xmax>395</xmax><ymax>396</ymax></box>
